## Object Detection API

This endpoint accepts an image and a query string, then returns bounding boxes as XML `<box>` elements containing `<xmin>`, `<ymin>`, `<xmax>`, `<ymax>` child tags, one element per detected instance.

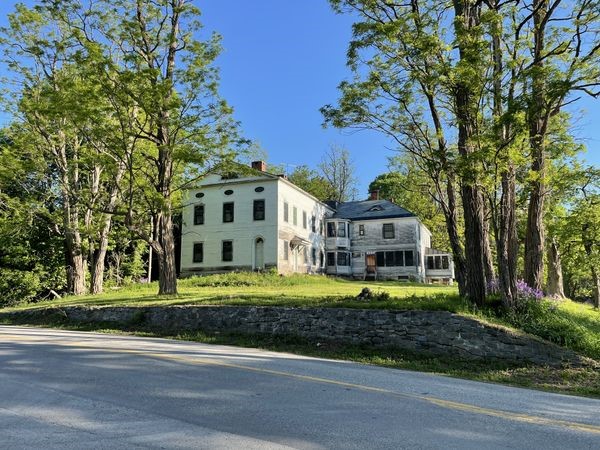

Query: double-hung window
<box><xmin>382</xmin><ymin>223</ymin><xmax>394</xmax><ymax>239</ymax></box>
<box><xmin>194</xmin><ymin>205</ymin><xmax>204</xmax><ymax>225</ymax></box>
<box><xmin>337</xmin><ymin>252</ymin><xmax>349</xmax><ymax>266</ymax></box>
<box><xmin>222</xmin><ymin>240</ymin><xmax>233</xmax><ymax>261</ymax></box>
<box><xmin>253</xmin><ymin>200</ymin><xmax>265</xmax><ymax>221</ymax></box>
<box><xmin>327</xmin><ymin>222</ymin><xmax>337</xmax><ymax>237</ymax></box>
<box><xmin>192</xmin><ymin>243</ymin><xmax>203</xmax><ymax>263</ymax></box>
<box><xmin>327</xmin><ymin>252</ymin><xmax>336</xmax><ymax>266</ymax></box>
<box><xmin>223</xmin><ymin>202</ymin><xmax>234</xmax><ymax>223</ymax></box>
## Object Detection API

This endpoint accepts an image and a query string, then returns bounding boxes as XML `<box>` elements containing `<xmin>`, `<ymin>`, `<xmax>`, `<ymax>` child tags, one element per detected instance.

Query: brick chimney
<box><xmin>251</xmin><ymin>160</ymin><xmax>267</xmax><ymax>172</ymax></box>
<box><xmin>369</xmin><ymin>190</ymin><xmax>380</xmax><ymax>200</ymax></box>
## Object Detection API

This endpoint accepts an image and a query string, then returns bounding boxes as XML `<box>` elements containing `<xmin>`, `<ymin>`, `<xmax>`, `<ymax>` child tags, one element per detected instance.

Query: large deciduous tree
<box><xmin>324</xmin><ymin>0</ymin><xmax>600</xmax><ymax>307</ymax></box>
<box><xmin>521</xmin><ymin>0</ymin><xmax>600</xmax><ymax>291</ymax></box>
<box><xmin>87</xmin><ymin>0</ymin><xmax>241</xmax><ymax>295</ymax></box>
<box><xmin>1</xmin><ymin>6</ymin><xmax>101</xmax><ymax>295</ymax></box>
<box><xmin>2</xmin><ymin>0</ymin><xmax>242</xmax><ymax>297</ymax></box>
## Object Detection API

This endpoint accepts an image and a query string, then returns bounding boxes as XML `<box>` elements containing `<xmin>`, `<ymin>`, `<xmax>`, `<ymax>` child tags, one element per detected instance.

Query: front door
<box><xmin>254</xmin><ymin>238</ymin><xmax>264</xmax><ymax>270</ymax></box>
<box><xmin>366</xmin><ymin>254</ymin><xmax>376</xmax><ymax>274</ymax></box>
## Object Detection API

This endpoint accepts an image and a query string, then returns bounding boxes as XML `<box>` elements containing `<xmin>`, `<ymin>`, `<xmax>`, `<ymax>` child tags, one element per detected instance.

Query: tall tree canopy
<box><xmin>323</xmin><ymin>0</ymin><xmax>600</xmax><ymax>306</ymax></box>
<box><xmin>0</xmin><ymin>0</ymin><xmax>244</xmax><ymax>297</ymax></box>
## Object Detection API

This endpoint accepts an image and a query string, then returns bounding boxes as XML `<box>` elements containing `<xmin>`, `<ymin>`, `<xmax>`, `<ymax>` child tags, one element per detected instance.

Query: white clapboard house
<box><xmin>180</xmin><ymin>161</ymin><xmax>454</xmax><ymax>283</ymax></box>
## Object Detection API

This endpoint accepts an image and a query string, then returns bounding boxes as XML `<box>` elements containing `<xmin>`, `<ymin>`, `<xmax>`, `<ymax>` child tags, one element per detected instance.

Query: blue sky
<box><xmin>1</xmin><ymin>1</ymin><xmax>598</xmax><ymax>196</ymax></box>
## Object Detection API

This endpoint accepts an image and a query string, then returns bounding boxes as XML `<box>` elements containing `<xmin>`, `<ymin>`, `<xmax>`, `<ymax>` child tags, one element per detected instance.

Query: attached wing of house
<box><xmin>324</xmin><ymin>199</ymin><xmax>453</xmax><ymax>282</ymax></box>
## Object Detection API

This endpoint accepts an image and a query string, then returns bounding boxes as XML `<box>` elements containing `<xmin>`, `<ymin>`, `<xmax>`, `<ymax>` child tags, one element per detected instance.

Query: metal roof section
<box><xmin>331</xmin><ymin>200</ymin><xmax>416</xmax><ymax>220</ymax></box>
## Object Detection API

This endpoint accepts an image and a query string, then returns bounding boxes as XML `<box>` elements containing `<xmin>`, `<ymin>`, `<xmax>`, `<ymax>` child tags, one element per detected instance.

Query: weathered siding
<box><xmin>348</xmin><ymin>217</ymin><xmax>423</xmax><ymax>280</ymax></box>
<box><xmin>277</xmin><ymin>180</ymin><xmax>333</xmax><ymax>274</ymax></box>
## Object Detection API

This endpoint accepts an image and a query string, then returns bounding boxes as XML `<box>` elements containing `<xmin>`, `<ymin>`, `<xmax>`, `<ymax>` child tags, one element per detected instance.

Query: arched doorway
<box><xmin>254</xmin><ymin>237</ymin><xmax>264</xmax><ymax>270</ymax></box>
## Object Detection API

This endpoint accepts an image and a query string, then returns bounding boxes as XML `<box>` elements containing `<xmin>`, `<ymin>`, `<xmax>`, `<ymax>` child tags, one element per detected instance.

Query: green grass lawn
<box><xmin>2</xmin><ymin>272</ymin><xmax>599</xmax><ymax>397</ymax></box>
<box><xmin>3</xmin><ymin>272</ymin><xmax>461</xmax><ymax>311</ymax></box>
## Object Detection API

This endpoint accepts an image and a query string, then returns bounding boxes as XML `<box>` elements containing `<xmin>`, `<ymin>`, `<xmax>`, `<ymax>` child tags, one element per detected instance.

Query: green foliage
<box><xmin>551</xmin><ymin>169</ymin><xmax>600</xmax><ymax>302</ymax></box>
<box><xmin>500</xmin><ymin>299</ymin><xmax>600</xmax><ymax>361</ymax></box>
<box><xmin>0</xmin><ymin>0</ymin><xmax>247</xmax><ymax>296</ymax></box>
<box><xmin>186</xmin><ymin>272</ymin><xmax>334</xmax><ymax>288</ymax></box>
<box><xmin>0</xmin><ymin>269</ymin><xmax>42</xmax><ymax>306</ymax></box>
<box><xmin>0</xmin><ymin>130</ymin><xmax>66</xmax><ymax>306</ymax></box>
<box><xmin>287</xmin><ymin>165</ymin><xmax>332</xmax><ymax>201</ymax></box>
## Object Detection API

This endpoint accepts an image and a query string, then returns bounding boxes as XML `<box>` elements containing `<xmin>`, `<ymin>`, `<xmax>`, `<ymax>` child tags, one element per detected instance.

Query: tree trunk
<box><xmin>524</xmin><ymin>0</ymin><xmax>547</xmax><ymax>292</ymax></box>
<box><xmin>591</xmin><ymin>267</ymin><xmax>600</xmax><ymax>309</ymax></box>
<box><xmin>482</xmin><ymin>199</ymin><xmax>496</xmax><ymax>286</ymax></box>
<box><xmin>157</xmin><ymin>212</ymin><xmax>177</xmax><ymax>295</ymax></box>
<box><xmin>452</xmin><ymin>0</ymin><xmax>486</xmax><ymax>306</ymax></box>
<box><xmin>59</xmin><ymin>137</ymin><xmax>87</xmax><ymax>296</ymax></box>
<box><xmin>64</xmin><ymin>239</ymin><xmax>86</xmax><ymax>296</ymax></box>
<box><xmin>64</xmin><ymin>213</ymin><xmax>86</xmax><ymax>296</ymax></box>
<box><xmin>90</xmin><ymin>219</ymin><xmax>110</xmax><ymax>295</ymax></box>
<box><xmin>90</xmin><ymin>165</ymin><xmax>124</xmax><ymax>295</ymax></box>
<box><xmin>546</xmin><ymin>237</ymin><xmax>565</xmax><ymax>298</ymax></box>
<box><xmin>419</xmin><ymin>62</ymin><xmax>467</xmax><ymax>297</ymax></box>
<box><xmin>497</xmin><ymin>167</ymin><xmax>518</xmax><ymax>306</ymax></box>
<box><xmin>461</xmin><ymin>184</ymin><xmax>487</xmax><ymax>305</ymax></box>
<box><xmin>136</xmin><ymin>0</ymin><xmax>181</xmax><ymax>296</ymax></box>
<box><xmin>524</xmin><ymin>151</ymin><xmax>546</xmax><ymax>291</ymax></box>
<box><xmin>441</xmin><ymin>177</ymin><xmax>467</xmax><ymax>298</ymax></box>
<box><xmin>489</xmin><ymin>0</ymin><xmax>518</xmax><ymax>308</ymax></box>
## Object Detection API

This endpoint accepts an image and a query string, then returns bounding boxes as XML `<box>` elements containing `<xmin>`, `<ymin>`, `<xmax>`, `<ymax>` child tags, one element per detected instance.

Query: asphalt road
<box><xmin>0</xmin><ymin>326</ymin><xmax>599</xmax><ymax>449</ymax></box>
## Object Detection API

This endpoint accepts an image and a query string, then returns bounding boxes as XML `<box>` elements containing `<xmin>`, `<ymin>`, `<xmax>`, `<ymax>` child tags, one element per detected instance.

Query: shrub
<box><xmin>356</xmin><ymin>287</ymin><xmax>391</xmax><ymax>301</ymax></box>
<box><xmin>183</xmin><ymin>271</ymin><xmax>333</xmax><ymax>288</ymax></box>
<box><xmin>0</xmin><ymin>268</ymin><xmax>43</xmax><ymax>306</ymax></box>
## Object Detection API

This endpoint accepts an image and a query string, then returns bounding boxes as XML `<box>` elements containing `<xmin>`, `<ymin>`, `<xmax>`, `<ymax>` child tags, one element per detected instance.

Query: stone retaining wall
<box><xmin>1</xmin><ymin>305</ymin><xmax>590</xmax><ymax>367</ymax></box>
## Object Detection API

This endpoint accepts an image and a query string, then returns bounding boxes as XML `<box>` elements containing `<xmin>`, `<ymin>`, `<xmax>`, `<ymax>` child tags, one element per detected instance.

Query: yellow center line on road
<box><xmin>2</xmin><ymin>332</ymin><xmax>600</xmax><ymax>435</ymax></box>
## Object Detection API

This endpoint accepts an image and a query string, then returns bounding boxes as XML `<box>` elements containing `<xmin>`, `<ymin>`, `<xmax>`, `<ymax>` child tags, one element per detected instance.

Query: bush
<box><xmin>485</xmin><ymin>278</ymin><xmax>599</xmax><ymax>360</ymax></box>
<box><xmin>356</xmin><ymin>287</ymin><xmax>391</xmax><ymax>301</ymax></box>
<box><xmin>183</xmin><ymin>271</ymin><xmax>332</xmax><ymax>288</ymax></box>
<box><xmin>0</xmin><ymin>268</ymin><xmax>43</xmax><ymax>306</ymax></box>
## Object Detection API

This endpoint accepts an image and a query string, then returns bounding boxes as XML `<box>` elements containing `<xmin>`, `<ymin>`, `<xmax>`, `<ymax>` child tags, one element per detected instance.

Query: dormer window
<box><xmin>368</xmin><ymin>205</ymin><xmax>384</xmax><ymax>212</ymax></box>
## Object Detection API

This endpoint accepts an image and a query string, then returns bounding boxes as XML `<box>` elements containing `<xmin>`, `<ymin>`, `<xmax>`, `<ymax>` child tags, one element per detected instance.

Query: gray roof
<box><xmin>331</xmin><ymin>200</ymin><xmax>415</xmax><ymax>220</ymax></box>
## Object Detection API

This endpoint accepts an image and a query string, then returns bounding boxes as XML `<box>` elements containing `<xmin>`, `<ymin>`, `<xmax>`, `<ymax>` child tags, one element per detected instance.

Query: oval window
<box><xmin>195</xmin><ymin>192</ymin><xmax>204</xmax><ymax>198</ymax></box>
<box><xmin>224</xmin><ymin>189</ymin><xmax>234</xmax><ymax>195</ymax></box>
<box><xmin>255</xmin><ymin>186</ymin><xmax>264</xmax><ymax>193</ymax></box>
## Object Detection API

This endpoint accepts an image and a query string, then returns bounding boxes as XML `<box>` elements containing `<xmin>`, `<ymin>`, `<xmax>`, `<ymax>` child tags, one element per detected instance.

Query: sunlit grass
<box><xmin>3</xmin><ymin>272</ymin><xmax>459</xmax><ymax>310</ymax></box>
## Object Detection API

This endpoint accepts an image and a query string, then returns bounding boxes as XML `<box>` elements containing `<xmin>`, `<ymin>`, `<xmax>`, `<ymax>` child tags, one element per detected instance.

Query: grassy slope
<box><xmin>4</xmin><ymin>273</ymin><xmax>460</xmax><ymax>310</ymax></box>
<box><xmin>2</xmin><ymin>272</ymin><xmax>599</xmax><ymax>397</ymax></box>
